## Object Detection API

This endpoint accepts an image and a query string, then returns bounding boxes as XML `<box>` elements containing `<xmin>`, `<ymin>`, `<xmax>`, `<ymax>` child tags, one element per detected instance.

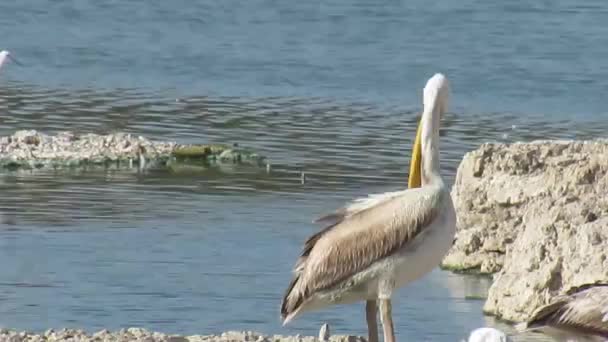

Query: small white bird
<box><xmin>318</xmin><ymin>323</ymin><xmax>330</xmax><ymax>342</ymax></box>
<box><xmin>465</xmin><ymin>327</ymin><xmax>512</xmax><ymax>342</ymax></box>
<box><xmin>0</xmin><ymin>50</ymin><xmax>22</xmax><ymax>73</ymax></box>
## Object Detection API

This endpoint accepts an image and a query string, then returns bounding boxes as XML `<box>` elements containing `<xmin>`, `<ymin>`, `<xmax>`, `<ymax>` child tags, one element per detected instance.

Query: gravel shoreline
<box><xmin>0</xmin><ymin>328</ymin><xmax>365</xmax><ymax>342</ymax></box>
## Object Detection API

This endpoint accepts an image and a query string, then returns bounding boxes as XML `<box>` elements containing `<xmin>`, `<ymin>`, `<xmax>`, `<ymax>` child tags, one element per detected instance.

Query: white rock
<box><xmin>443</xmin><ymin>139</ymin><xmax>608</xmax><ymax>322</ymax></box>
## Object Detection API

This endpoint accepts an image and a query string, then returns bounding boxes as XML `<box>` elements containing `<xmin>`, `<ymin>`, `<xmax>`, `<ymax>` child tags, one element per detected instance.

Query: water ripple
<box><xmin>0</xmin><ymin>85</ymin><xmax>606</xmax><ymax>227</ymax></box>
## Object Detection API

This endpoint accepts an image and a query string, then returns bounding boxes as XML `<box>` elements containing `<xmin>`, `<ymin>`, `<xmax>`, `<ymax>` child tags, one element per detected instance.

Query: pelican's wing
<box><xmin>516</xmin><ymin>297</ymin><xmax>571</xmax><ymax>332</ymax></box>
<box><xmin>293</xmin><ymin>190</ymin><xmax>412</xmax><ymax>272</ymax></box>
<box><xmin>313</xmin><ymin>190</ymin><xmax>407</xmax><ymax>226</ymax></box>
<box><xmin>555</xmin><ymin>286</ymin><xmax>608</xmax><ymax>336</ymax></box>
<box><xmin>281</xmin><ymin>186</ymin><xmax>445</xmax><ymax>322</ymax></box>
<box><xmin>521</xmin><ymin>285</ymin><xmax>608</xmax><ymax>336</ymax></box>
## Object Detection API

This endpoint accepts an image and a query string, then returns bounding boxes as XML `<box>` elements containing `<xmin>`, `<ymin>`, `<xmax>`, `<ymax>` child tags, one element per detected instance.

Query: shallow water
<box><xmin>1</xmin><ymin>0</ymin><xmax>608</xmax><ymax>341</ymax></box>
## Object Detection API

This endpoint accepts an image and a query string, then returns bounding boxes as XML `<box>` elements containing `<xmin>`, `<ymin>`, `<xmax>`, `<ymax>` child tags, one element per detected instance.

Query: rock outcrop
<box><xmin>441</xmin><ymin>140</ymin><xmax>608</xmax><ymax>322</ymax></box>
<box><xmin>0</xmin><ymin>328</ymin><xmax>365</xmax><ymax>342</ymax></box>
<box><xmin>0</xmin><ymin>130</ymin><xmax>266</xmax><ymax>170</ymax></box>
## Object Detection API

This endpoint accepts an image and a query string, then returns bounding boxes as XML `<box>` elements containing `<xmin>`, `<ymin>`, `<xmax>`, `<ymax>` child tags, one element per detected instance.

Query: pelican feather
<box><xmin>281</xmin><ymin>182</ymin><xmax>447</xmax><ymax>322</ymax></box>
<box><xmin>517</xmin><ymin>284</ymin><xmax>608</xmax><ymax>340</ymax></box>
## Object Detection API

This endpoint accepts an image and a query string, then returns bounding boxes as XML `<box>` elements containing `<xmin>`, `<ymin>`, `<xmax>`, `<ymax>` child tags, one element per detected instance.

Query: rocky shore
<box><xmin>0</xmin><ymin>328</ymin><xmax>364</xmax><ymax>342</ymax></box>
<box><xmin>0</xmin><ymin>130</ymin><xmax>266</xmax><ymax>171</ymax></box>
<box><xmin>441</xmin><ymin>139</ymin><xmax>608</xmax><ymax>322</ymax></box>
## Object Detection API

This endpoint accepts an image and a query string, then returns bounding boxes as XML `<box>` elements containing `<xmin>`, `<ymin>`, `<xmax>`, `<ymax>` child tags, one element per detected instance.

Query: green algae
<box><xmin>171</xmin><ymin>144</ymin><xmax>266</xmax><ymax>166</ymax></box>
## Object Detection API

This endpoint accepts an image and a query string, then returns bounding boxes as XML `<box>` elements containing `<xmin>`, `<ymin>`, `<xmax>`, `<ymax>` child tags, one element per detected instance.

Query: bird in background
<box><xmin>0</xmin><ymin>50</ymin><xmax>23</xmax><ymax>74</ymax></box>
<box><xmin>516</xmin><ymin>284</ymin><xmax>608</xmax><ymax>342</ymax></box>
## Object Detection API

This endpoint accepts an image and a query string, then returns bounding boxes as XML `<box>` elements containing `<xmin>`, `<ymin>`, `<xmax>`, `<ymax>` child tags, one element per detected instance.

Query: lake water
<box><xmin>1</xmin><ymin>0</ymin><xmax>607</xmax><ymax>341</ymax></box>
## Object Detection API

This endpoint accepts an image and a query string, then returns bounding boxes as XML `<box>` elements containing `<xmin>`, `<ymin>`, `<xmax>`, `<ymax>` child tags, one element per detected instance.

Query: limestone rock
<box><xmin>0</xmin><ymin>130</ymin><xmax>266</xmax><ymax>170</ymax></box>
<box><xmin>484</xmin><ymin>215</ymin><xmax>608</xmax><ymax>321</ymax></box>
<box><xmin>442</xmin><ymin>139</ymin><xmax>608</xmax><ymax>322</ymax></box>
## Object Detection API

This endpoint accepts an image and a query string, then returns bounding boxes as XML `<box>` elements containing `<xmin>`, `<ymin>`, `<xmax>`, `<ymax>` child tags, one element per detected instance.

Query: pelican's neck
<box><xmin>420</xmin><ymin>100</ymin><xmax>442</xmax><ymax>186</ymax></box>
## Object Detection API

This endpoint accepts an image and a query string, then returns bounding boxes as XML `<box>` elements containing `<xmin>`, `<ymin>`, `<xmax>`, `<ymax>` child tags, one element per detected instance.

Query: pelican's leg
<box><xmin>379</xmin><ymin>298</ymin><xmax>395</xmax><ymax>342</ymax></box>
<box><xmin>366</xmin><ymin>300</ymin><xmax>378</xmax><ymax>342</ymax></box>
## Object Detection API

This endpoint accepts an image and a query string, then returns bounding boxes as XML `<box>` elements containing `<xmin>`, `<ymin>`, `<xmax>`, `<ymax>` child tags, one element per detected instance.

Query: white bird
<box><xmin>0</xmin><ymin>50</ymin><xmax>22</xmax><ymax>73</ymax></box>
<box><xmin>318</xmin><ymin>323</ymin><xmax>330</xmax><ymax>342</ymax></box>
<box><xmin>280</xmin><ymin>73</ymin><xmax>456</xmax><ymax>342</ymax></box>
<box><xmin>516</xmin><ymin>284</ymin><xmax>608</xmax><ymax>342</ymax></box>
<box><xmin>465</xmin><ymin>327</ymin><xmax>512</xmax><ymax>342</ymax></box>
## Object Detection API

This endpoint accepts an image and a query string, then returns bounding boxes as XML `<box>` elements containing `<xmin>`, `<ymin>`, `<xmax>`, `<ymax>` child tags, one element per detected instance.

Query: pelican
<box><xmin>280</xmin><ymin>73</ymin><xmax>456</xmax><ymax>342</ymax></box>
<box><xmin>0</xmin><ymin>50</ymin><xmax>22</xmax><ymax>73</ymax></box>
<box><xmin>464</xmin><ymin>327</ymin><xmax>512</xmax><ymax>342</ymax></box>
<box><xmin>516</xmin><ymin>284</ymin><xmax>608</xmax><ymax>341</ymax></box>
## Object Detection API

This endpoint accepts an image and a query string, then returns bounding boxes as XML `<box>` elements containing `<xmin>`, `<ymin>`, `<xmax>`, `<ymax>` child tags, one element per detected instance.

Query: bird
<box><xmin>280</xmin><ymin>73</ymin><xmax>455</xmax><ymax>342</ymax></box>
<box><xmin>516</xmin><ymin>284</ymin><xmax>608</xmax><ymax>341</ymax></box>
<box><xmin>0</xmin><ymin>50</ymin><xmax>22</xmax><ymax>73</ymax></box>
<box><xmin>464</xmin><ymin>327</ymin><xmax>512</xmax><ymax>342</ymax></box>
<box><xmin>318</xmin><ymin>323</ymin><xmax>330</xmax><ymax>342</ymax></box>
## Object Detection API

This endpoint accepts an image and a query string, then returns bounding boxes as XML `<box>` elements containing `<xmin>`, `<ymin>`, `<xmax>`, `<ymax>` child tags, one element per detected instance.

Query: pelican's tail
<box><xmin>280</xmin><ymin>274</ymin><xmax>306</xmax><ymax>325</ymax></box>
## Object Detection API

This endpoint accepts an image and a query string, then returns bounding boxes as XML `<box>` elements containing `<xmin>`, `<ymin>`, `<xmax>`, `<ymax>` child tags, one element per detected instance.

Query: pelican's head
<box><xmin>407</xmin><ymin>73</ymin><xmax>450</xmax><ymax>189</ymax></box>
<box><xmin>423</xmin><ymin>73</ymin><xmax>450</xmax><ymax>118</ymax></box>
<box><xmin>465</xmin><ymin>327</ymin><xmax>512</xmax><ymax>342</ymax></box>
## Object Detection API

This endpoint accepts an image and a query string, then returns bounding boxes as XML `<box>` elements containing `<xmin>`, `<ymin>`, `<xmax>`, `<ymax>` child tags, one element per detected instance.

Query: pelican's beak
<box><xmin>408</xmin><ymin>118</ymin><xmax>423</xmax><ymax>188</ymax></box>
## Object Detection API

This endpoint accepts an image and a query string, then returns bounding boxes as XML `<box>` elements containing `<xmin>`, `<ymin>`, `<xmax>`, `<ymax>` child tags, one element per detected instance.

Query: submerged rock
<box><xmin>442</xmin><ymin>139</ymin><xmax>608</xmax><ymax>322</ymax></box>
<box><xmin>0</xmin><ymin>328</ymin><xmax>365</xmax><ymax>342</ymax></box>
<box><xmin>173</xmin><ymin>143</ymin><xmax>265</xmax><ymax>165</ymax></box>
<box><xmin>0</xmin><ymin>130</ymin><xmax>266</xmax><ymax>171</ymax></box>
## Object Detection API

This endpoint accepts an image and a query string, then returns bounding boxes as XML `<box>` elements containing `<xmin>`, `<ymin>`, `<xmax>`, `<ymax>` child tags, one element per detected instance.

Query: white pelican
<box><xmin>516</xmin><ymin>284</ymin><xmax>608</xmax><ymax>341</ymax></box>
<box><xmin>0</xmin><ymin>50</ymin><xmax>21</xmax><ymax>73</ymax></box>
<box><xmin>464</xmin><ymin>327</ymin><xmax>512</xmax><ymax>342</ymax></box>
<box><xmin>280</xmin><ymin>73</ymin><xmax>456</xmax><ymax>342</ymax></box>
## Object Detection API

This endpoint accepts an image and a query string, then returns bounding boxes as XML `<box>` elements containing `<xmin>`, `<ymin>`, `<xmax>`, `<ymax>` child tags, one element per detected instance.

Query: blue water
<box><xmin>2</xmin><ymin>0</ymin><xmax>608</xmax><ymax>119</ymax></box>
<box><xmin>0</xmin><ymin>0</ymin><xmax>606</xmax><ymax>341</ymax></box>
